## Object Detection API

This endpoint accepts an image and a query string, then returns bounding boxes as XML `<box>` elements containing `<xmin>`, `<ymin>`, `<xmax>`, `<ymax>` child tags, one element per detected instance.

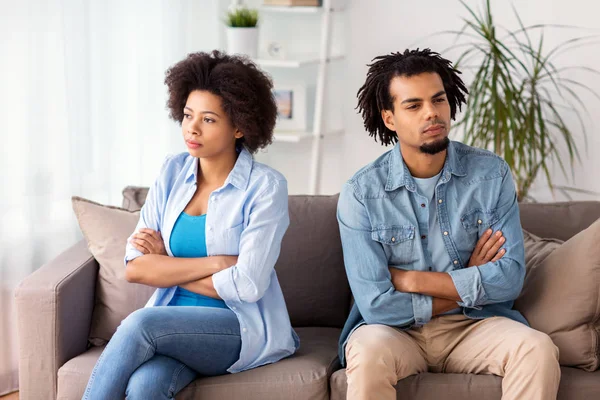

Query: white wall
<box><xmin>254</xmin><ymin>0</ymin><xmax>600</xmax><ymax>201</ymax></box>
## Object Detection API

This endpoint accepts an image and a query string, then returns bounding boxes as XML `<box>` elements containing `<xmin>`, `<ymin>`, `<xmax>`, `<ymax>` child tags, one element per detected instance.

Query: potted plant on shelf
<box><xmin>225</xmin><ymin>2</ymin><xmax>259</xmax><ymax>58</ymax></box>
<box><xmin>442</xmin><ymin>0</ymin><xmax>599</xmax><ymax>201</ymax></box>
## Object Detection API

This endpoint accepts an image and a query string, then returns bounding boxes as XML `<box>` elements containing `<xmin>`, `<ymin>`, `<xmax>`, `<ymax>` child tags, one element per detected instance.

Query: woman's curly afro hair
<box><xmin>164</xmin><ymin>50</ymin><xmax>277</xmax><ymax>154</ymax></box>
<box><xmin>356</xmin><ymin>48</ymin><xmax>468</xmax><ymax>146</ymax></box>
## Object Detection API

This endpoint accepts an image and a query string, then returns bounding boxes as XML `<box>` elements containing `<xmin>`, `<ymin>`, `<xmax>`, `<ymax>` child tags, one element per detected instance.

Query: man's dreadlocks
<box><xmin>356</xmin><ymin>48</ymin><xmax>468</xmax><ymax>146</ymax></box>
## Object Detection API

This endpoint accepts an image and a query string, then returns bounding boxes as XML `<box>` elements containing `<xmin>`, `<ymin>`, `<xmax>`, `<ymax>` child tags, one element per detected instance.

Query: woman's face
<box><xmin>182</xmin><ymin>90</ymin><xmax>243</xmax><ymax>159</ymax></box>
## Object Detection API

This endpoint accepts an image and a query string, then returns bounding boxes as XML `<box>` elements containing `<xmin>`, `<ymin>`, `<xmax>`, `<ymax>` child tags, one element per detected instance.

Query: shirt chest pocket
<box><xmin>371</xmin><ymin>225</ymin><xmax>417</xmax><ymax>265</ymax></box>
<box><xmin>460</xmin><ymin>209</ymin><xmax>500</xmax><ymax>235</ymax></box>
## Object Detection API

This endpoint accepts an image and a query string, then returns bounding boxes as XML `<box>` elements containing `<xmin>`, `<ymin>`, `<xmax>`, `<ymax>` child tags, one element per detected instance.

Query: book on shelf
<box><xmin>262</xmin><ymin>0</ymin><xmax>321</xmax><ymax>6</ymax></box>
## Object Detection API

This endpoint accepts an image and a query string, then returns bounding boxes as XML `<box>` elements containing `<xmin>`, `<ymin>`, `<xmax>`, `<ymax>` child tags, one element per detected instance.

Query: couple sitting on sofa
<box><xmin>81</xmin><ymin>49</ymin><xmax>560</xmax><ymax>400</ymax></box>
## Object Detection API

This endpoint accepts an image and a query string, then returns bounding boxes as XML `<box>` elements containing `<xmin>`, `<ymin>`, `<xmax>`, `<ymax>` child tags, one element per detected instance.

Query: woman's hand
<box><xmin>130</xmin><ymin>228</ymin><xmax>168</xmax><ymax>256</ymax></box>
<box><xmin>467</xmin><ymin>229</ymin><xmax>506</xmax><ymax>267</ymax></box>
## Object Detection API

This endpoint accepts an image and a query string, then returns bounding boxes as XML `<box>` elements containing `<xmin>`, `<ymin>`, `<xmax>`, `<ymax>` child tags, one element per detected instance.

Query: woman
<box><xmin>82</xmin><ymin>51</ymin><xmax>299</xmax><ymax>399</ymax></box>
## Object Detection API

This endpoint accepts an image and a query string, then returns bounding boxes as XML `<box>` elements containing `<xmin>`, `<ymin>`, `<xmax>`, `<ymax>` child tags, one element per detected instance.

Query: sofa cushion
<box><xmin>71</xmin><ymin>196</ymin><xmax>154</xmax><ymax>345</ymax></box>
<box><xmin>276</xmin><ymin>195</ymin><xmax>350</xmax><ymax>328</ymax></box>
<box><xmin>514</xmin><ymin>223</ymin><xmax>600</xmax><ymax>371</ymax></box>
<box><xmin>329</xmin><ymin>367</ymin><xmax>600</xmax><ymax>400</ymax></box>
<box><xmin>519</xmin><ymin>201</ymin><xmax>600</xmax><ymax>241</ymax></box>
<box><xmin>57</xmin><ymin>326</ymin><xmax>341</xmax><ymax>400</ymax></box>
<box><xmin>522</xmin><ymin>229</ymin><xmax>564</xmax><ymax>269</ymax></box>
<box><xmin>121</xmin><ymin>186</ymin><xmax>352</xmax><ymax>328</ymax></box>
<box><xmin>122</xmin><ymin>185</ymin><xmax>149</xmax><ymax>211</ymax></box>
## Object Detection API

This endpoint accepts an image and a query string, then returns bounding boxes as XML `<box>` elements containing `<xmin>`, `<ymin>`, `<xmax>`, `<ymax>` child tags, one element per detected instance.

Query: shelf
<box><xmin>254</xmin><ymin>54</ymin><xmax>344</xmax><ymax>68</ymax></box>
<box><xmin>273</xmin><ymin>131</ymin><xmax>313</xmax><ymax>143</ymax></box>
<box><xmin>260</xmin><ymin>6</ymin><xmax>343</xmax><ymax>13</ymax></box>
<box><xmin>260</xmin><ymin>6</ymin><xmax>322</xmax><ymax>14</ymax></box>
<box><xmin>273</xmin><ymin>129</ymin><xmax>343</xmax><ymax>143</ymax></box>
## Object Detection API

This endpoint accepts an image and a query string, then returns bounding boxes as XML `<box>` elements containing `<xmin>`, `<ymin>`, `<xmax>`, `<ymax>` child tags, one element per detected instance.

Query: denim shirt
<box><xmin>337</xmin><ymin>141</ymin><xmax>527</xmax><ymax>365</ymax></box>
<box><xmin>124</xmin><ymin>148</ymin><xmax>299</xmax><ymax>373</ymax></box>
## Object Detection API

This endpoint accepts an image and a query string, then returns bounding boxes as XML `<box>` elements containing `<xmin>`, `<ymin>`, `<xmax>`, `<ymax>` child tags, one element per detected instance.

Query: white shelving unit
<box><xmin>274</xmin><ymin>128</ymin><xmax>343</xmax><ymax>143</ymax></box>
<box><xmin>258</xmin><ymin>0</ymin><xmax>343</xmax><ymax>195</ymax></box>
<box><xmin>254</xmin><ymin>54</ymin><xmax>343</xmax><ymax>68</ymax></box>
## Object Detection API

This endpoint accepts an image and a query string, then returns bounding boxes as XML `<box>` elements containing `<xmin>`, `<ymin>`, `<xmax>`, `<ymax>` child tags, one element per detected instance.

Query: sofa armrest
<box><xmin>15</xmin><ymin>239</ymin><xmax>98</xmax><ymax>400</ymax></box>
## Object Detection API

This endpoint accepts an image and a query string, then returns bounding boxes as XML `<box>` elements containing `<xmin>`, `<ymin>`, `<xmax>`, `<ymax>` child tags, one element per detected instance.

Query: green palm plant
<box><xmin>447</xmin><ymin>0</ymin><xmax>599</xmax><ymax>201</ymax></box>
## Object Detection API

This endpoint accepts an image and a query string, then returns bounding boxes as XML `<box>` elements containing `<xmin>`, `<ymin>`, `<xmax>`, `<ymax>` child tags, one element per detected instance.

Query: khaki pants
<box><xmin>345</xmin><ymin>315</ymin><xmax>560</xmax><ymax>400</ymax></box>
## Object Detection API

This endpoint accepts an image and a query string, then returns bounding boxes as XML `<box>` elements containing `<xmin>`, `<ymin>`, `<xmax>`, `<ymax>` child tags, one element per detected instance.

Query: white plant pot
<box><xmin>226</xmin><ymin>27</ymin><xmax>258</xmax><ymax>59</ymax></box>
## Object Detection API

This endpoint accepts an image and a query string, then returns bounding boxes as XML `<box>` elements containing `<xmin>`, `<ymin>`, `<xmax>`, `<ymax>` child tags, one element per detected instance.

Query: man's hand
<box><xmin>130</xmin><ymin>228</ymin><xmax>168</xmax><ymax>256</ymax></box>
<box><xmin>432</xmin><ymin>297</ymin><xmax>459</xmax><ymax>315</ymax></box>
<box><xmin>467</xmin><ymin>229</ymin><xmax>506</xmax><ymax>267</ymax></box>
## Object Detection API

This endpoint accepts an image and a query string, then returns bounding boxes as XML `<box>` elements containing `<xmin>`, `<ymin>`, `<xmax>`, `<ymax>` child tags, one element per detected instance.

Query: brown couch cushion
<box><xmin>58</xmin><ymin>327</ymin><xmax>340</xmax><ymax>400</ymax></box>
<box><xmin>519</xmin><ymin>201</ymin><xmax>600</xmax><ymax>241</ymax></box>
<box><xmin>277</xmin><ymin>195</ymin><xmax>350</xmax><ymax>328</ymax></box>
<box><xmin>122</xmin><ymin>185</ymin><xmax>149</xmax><ymax>211</ymax></box>
<box><xmin>329</xmin><ymin>367</ymin><xmax>600</xmax><ymax>400</ymax></box>
<box><xmin>515</xmin><ymin>224</ymin><xmax>600</xmax><ymax>371</ymax></box>
<box><xmin>121</xmin><ymin>186</ymin><xmax>352</xmax><ymax>328</ymax></box>
<box><xmin>72</xmin><ymin>196</ymin><xmax>154</xmax><ymax>345</ymax></box>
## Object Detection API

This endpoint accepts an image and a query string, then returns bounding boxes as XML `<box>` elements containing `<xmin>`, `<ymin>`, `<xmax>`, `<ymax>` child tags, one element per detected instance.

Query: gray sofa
<box><xmin>15</xmin><ymin>187</ymin><xmax>600</xmax><ymax>399</ymax></box>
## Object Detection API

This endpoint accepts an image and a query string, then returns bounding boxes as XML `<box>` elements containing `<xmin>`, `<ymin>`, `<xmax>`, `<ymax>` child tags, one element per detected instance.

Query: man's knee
<box><xmin>347</xmin><ymin>325</ymin><xmax>393</xmax><ymax>362</ymax></box>
<box><xmin>514</xmin><ymin>329</ymin><xmax>559</xmax><ymax>365</ymax></box>
<box><xmin>345</xmin><ymin>325</ymin><xmax>421</xmax><ymax>374</ymax></box>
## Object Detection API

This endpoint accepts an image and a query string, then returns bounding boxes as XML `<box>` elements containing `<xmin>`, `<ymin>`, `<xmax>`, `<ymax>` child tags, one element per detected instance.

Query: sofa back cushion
<box><xmin>276</xmin><ymin>195</ymin><xmax>350</xmax><ymax>328</ymax></box>
<box><xmin>121</xmin><ymin>187</ymin><xmax>351</xmax><ymax>328</ymax></box>
<box><xmin>519</xmin><ymin>201</ymin><xmax>600</xmax><ymax>241</ymax></box>
<box><xmin>125</xmin><ymin>191</ymin><xmax>600</xmax><ymax>243</ymax></box>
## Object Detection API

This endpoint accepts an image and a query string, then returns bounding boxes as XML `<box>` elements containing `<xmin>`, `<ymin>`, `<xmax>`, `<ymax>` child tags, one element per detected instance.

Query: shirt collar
<box><xmin>184</xmin><ymin>146</ymin><xmax>253</xmax><ymax>191</ymax></box>
<box><xmin>385</xmin><ymin>140</ymin><xmax>467</xmax><ymax>192</ymax></box>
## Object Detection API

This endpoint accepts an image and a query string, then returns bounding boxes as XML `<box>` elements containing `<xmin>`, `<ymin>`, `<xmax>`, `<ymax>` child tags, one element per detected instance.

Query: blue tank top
<box><xmin>168</xmin><ymin>212</ymin><xmax>228</xmax><ymax>309</ymax></box>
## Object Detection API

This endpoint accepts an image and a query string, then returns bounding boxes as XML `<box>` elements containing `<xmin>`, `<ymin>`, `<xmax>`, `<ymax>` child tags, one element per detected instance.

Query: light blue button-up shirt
<box><xmin>337</xmin><ymin>140</ymin><xmax>527</xmax><ymax>365</ymax></box>
<box><xmin>124</xmin><ymin>147</ymin><xmax>299</xmax><ymax>373</ymax></box>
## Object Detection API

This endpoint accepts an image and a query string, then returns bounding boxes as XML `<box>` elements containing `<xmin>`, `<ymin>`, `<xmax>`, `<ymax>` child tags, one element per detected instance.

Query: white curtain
<box><xmin>0</xmin><ymin>0</ymin><xmax>225</xmax><ymax>394</ymax></box>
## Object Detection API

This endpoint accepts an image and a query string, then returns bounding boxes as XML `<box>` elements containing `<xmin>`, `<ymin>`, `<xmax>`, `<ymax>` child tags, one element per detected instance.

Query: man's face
<box><xmin>381</xmin><ymin>72</ymin><xmax>451</xmax><ymax>155</ymax></box>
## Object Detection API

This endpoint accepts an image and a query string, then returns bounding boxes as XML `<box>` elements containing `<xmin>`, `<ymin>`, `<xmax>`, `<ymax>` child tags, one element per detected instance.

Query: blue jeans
<box><xmin>82</xmin><ymin>306</ymin><xmax>242</xmax><ymax>400</ymax></box>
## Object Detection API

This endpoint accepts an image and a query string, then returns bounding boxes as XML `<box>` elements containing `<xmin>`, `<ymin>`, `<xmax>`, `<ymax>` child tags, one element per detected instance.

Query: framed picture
<box><xmin>273</xmin><ymin>83</ymin><xmax>307</xmax><ymax>131</ymax></box>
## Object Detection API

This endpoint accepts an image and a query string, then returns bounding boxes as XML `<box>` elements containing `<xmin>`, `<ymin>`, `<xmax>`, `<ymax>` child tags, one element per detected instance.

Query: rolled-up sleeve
<box><xmin>213</xmin><ymin>179</ymin><xmax>290</xmax><ymax>304</ymax></box>
<box><xmin>448</xmin><ymin>162</ymin><xmax>526</xmax><ymax>307</ymax></box>
<box><xmin>337</xmin><ymin>182</ymin><xmax>416</xmax><ymax>327</ymax></box>
<box><xmin>123</xmin><ymin>156</ymin><xmax>169</xmax><ymax>265</ymax></box>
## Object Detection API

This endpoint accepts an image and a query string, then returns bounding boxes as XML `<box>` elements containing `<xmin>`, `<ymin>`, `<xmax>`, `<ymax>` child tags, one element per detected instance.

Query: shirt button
<box><xmin>438</xmin><ymin>199</ymin><xmax>443</xmax><ymax>204</ymax></box>
<box><xmin>443</xmin><ymin>231</ymin><xmax>449</xmax><ymax>236</ymax></box>
<box><xmin>420</xmin><ymin>203</ymin><xmax>426</xmax><ymax>208</ymax></box>
<box><xmin>478</xmin><ymin>219</ymin><xmax>483</xmax><ymax>224</ymax></box>
<box><xmin>391</xmin><ymin>237</ymin><xmax>396</xmax><ymax>242</ymax></box>
<box><xmin>207</xmin><ymin>226</ymin><xmax>213</xmax><ymax>231</ymax></box>
<box><xmin>421</xmin><ymin>235</ymin><xmax>427</xmax><ymax>240</ymax></box>
<box><xmin>232</xmin><ymin>306</ymin><xmax>237</xmax><ymax>310</ymax></box>
<box><xmin>453</xmin><ymin>260</ymin><xmax>458</xmax><ymax>265</ymax></box>
<box><xmin>242</xmin><ymin>328</ymin><xmax>247</xmax><ymax>333</ymax></box>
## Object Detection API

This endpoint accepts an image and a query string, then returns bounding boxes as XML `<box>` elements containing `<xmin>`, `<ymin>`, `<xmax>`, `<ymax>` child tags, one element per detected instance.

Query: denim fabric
<box><xmin>124</xmin><ymin>147</ymin><xmax>299</xmax><ymax>373</ymax></box>
<box><xmin>82</xmin><ymin>307</ymin><xmax>242</xmax><ymax>400</ymax></box>
<box><xmin>337</xmin><ymin>141</ymin><xmax>527</xmax><ymax>365</ymax></box>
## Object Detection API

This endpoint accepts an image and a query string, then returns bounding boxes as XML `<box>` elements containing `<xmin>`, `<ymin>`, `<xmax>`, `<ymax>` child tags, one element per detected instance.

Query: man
<box><xmin>337</xmin><ymin>49</ymin><xmax>560</xmax><ymax>400</ymax></box>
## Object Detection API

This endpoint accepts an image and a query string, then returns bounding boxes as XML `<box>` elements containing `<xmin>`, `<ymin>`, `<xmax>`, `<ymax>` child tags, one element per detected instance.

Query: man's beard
<box><xmin>420</xmin><ymin>136</ymin><xmax>450</xmax><ymax>155</ymax></box>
